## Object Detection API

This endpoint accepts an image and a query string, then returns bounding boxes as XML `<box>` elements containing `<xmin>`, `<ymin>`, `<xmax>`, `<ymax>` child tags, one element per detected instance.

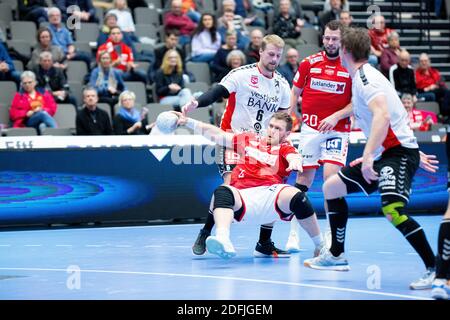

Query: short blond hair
<box><xmin>261</xmin><ymin>34</ymin><xmax>285</xmax><ymax>51</ymax></box>
<box><xmin>119</xmin><ymin>90</ymin><xmax>136</xmax><ymax>103</ymax></box>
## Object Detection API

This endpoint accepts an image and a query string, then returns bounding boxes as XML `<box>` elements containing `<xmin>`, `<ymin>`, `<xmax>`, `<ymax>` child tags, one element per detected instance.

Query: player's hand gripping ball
<box><xmin>155</xmin><ymin>111</ymin><xmax>178</xmax><ymax>134</ymax></box>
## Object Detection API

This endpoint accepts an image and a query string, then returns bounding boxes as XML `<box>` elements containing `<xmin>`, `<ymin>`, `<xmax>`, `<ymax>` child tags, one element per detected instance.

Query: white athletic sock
<box><xmin>215</xmin><ymin>227</ymin><xmax>230</xmax><ymax>240</ymax></box>
<box><xmin>311</xmin><ymin>233</ymin><xmax>324</xmax><ymax>247</ymax></box>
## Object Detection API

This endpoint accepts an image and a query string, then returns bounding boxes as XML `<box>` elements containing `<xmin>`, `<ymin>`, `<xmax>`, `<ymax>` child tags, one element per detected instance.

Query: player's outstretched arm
<box><xmin>181</xmin><ymin>84</ymin><xmax>230</xmax><ymax>116</ymax></box>
<box><xmin>286</xmin><ymin>153</ymin><xmax>303</xmax><ymax>173</ymax></box>
<box><xmin>419</xmin><ymin>151</ymin><xmax>439</xmax><ymax>173</ymax></box>
<box><xmin>173</xmin><ymin>112</ymin><xmax>234</xmax><ymax>148</ymax></box>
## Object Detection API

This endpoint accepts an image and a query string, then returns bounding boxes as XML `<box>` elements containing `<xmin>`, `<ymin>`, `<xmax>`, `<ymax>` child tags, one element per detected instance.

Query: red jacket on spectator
<box><xmin>164</xmin><ymin>12</ymin><xmax>196</xmax><ymax>36</ymax></box>
<box><xmin>415</xmin><ymin>66</ymin><xmax>441</xmax><ymax>90</ymax></box>
<box><xmin>368</xmin><ymin>27</ymin><xmax>394</xmax><ymax>52</ymax></box>
<box><xmin>97</xmin><ymin>39</ymin><xmax>134</xmax><ymax>72</ymax></box>
<box><xmin>10</xmin><ymin>91</ymin><xmax>57</xmax><ymax>128</ymax></box>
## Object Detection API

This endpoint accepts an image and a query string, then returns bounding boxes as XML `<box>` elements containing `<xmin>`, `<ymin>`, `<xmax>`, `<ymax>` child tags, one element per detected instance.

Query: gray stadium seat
<box><xmin>0</xmin><ymin>81</ymin><xmax>17</xmax><ymax>107</ymax></box>
<box><xmin>124</xmin><ymin>81</ymin><xmax>148</xmax><ymax>105</ymax></box>
<box><xmin>0</xmin><ymin>103</ymin><xmax>10</xmax><ymax>128</ymax></box>
<box><xmin>416</xmin><ymin>101</ymin><xmax>440</xmax><ymax>115</ymax></box>
<box><xmin>6</xmin><ymin>40</ymin><xmax>31</xmax><ymax>58</ymax></box>
<box><xmin>296</xmin><ymin>44</ymin><xmax>322</xmax><ymax>61</ymax></box>
<box><xmin>146</xmin><ymin>103</ymin><xmax>172</xmax><ymax>123</ymax></box>
<box><xmin>145</xmin><ymin>0</ymin><xmax>162</xmax><ymax>9</ymax></box>
<box><xmin>186</xmin><ymin>62</ymin><xmax>211</xmax><ymax>85</ymax></box>
<box><xmin>13</xmin><ymin>60</ymin><xmax>23</xmax><ymax>72</ymax></box>
<box><xmin>41</xmin><ymin>127</ymin><xmax>74</xmax><ymax>135</ymax></box>
<box><xmin>134</xmin><ymin>7</ymin><xmax>160</xmax><ymax>26</ymax></box>
<box><xmin>190</xmin><ymin>107</ymin><xmax>212</xmax><ymax>123</ymax></box>
<box><xmin>300</xmin><ymin>28</ymin><xmax>320</xmax><ymax>45</ymax></box>
<box><xmin>67</xmin><ymin>60</ymin><xmax>88</xmax><ymax>83</ymax></box>
<box><xmin>68</xmin><ymin>81</ymin><xmax>83</xmax><ymax>107</ymax></box>
<box><xmin>75</xmin><ymin>23</ymin><xmax>100</xmax><ymax>43</ymax></box>
<box><xmin>73</xmin><ymin>41</ymin><xmax>92</xmax><ymax>54</ymax></box>
<box><xmin>10</xmin><ymin>21</ymin><xmax>37</xmax><ymax>46</ymax></box>
<box><xmin>54</xmin><ymin>104</ymin><xmax>77</xmax><ymax>129</ymax></box>
<box><xmin>4</xmin><ymin>127</ymin><xmax>37</xmax><ymax>136</ymax></box>
<box><xmin>0</xmin><ymin>3</ymin><xmax>13</xmax><ymax>26</ymax></box>
<box><xmin>135</xmin><ymin>24</ymin><xmax>158</xmax><ymax>40</ymax></box>
<box><xmin>185</xmin><ymin>81</ymin><xmax>210</xmax><ymax>94</ymax></box>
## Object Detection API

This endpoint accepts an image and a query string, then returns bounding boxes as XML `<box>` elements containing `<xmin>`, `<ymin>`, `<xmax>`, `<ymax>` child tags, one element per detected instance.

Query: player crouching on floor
<box><xmin>173</xmin><ymin>111</ymin><xmax>325</xmax><ymax>259</ymax></box>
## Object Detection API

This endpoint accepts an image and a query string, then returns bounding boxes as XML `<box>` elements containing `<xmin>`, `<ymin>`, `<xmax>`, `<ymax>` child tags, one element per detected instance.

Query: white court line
<box><xmin>0</xmin><ymin>267</ymin><xmax>431</xmax><ymax>300</ymax></box>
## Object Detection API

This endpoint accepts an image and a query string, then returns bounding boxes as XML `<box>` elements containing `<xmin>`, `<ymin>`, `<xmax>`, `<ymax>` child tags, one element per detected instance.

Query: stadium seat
<box><xmin>13</xmin><ymin>60</ymin><xmax>24</xmax><ymax>72</ymax></box>
<box><xmin>185</xmin><ymin>81</ymin><xmax>210</xmax><ymax>95</ymax></box>
<box><xmin>135</xmin><ymin>24</ymin><xmax>158</xmax><ymax>40</ymax></box>
<box><xmin>0</xmin><ymin>81</ymin><xmax>17</xmax><ymax>107</ymax></box>
<box><xmin>75</xmin><ymin>23</ymin><xmax>100</xmax><ymax>43</ymax></box>
<box><xmin>4</xmin><ymin>127</ymin><xmax>37</xmax><ymax>136</ymax></box>
<box><xmin>0</xmin><ymin>103</ymin><xmax>10</xmax><ymax>128</ymax></box>
<box><xmin>134</xmin><ymin>7</ymin><xmax>160</xmax><ymax>26</ymax></box>
<box><xmin>300</xmin><ymin>28</ymin><xmax>320</xmax><ymax>46</ymax></box>
<box><xmin>41</xmin><ymin>127</ymin><xmax>74</xmax><ymax>136</ymax></box>
<box><xmin>186</xmin><ymin>62</ymin><xmax>211</xmax><ymax>85</ymax></box>
<box><xmin>97</xmin><ymin>103</ymin><xmax>113</xmax><ymax>121</ymax></box>
<box><xmin>0</xmin><ymin>3</ymin><xmax>13</xmax><ymax>26</ymax></box>
<box><xmin>6</xmin><ymin>40</ymin><xmax>32</xmax><ymax>59</ymax></box>
<box><xmin>190</xmin><ymin>107</ymin><xmax>212</xmax><ymax>123</ymax></box>
<box><xmin>68</xmin><ymin>81</ymin><xmax>83</xmax><ymax>106</ymax></box>
<box><xmin>124</xmin><ymin>81</ymin><xmax>148</xmax><ymax>105</ymax></box>
<box><xmin>67</xmin><ymin>60</ymin><xmax>88</xmax><ymax>83</ymax></box>
<box><xmin>416</xmin><ymin>101</ymin><xmax>440</xmax><ymax>115</ymax></box>
<box><xmin>145</xmin><ymin>103</ymin><xmax>172</xmax><ymax>123</ymax></box>
<box><xmin>296</xmin><ymin>44</ymin><xmax>321</xmax><ymax>61</ymax></box>
<box><xmin>53</xmin><ymin>104</ymin><xmax>77</xmax><ymax>129</ymax></box>
<box><xmin>10</xmin><ymin>21</ymin><xmax>37</xmax><ymax>46</ymax></box>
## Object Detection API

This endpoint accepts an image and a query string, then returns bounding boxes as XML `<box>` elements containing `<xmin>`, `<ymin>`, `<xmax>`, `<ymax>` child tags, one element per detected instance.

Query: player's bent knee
<box><xmin>381</xmin><ymin>201</ymin><xmax>408</xmax><ymax>227</ymax></box>
<box><xmin>290</xmin><ymin>191</ymin><xmax>315</xmax><ymax>220</ymax></box>
<box><xmin>213</xmin><ymin>186</ymin><xmax>235</xmax><ymax>210</ymax></box>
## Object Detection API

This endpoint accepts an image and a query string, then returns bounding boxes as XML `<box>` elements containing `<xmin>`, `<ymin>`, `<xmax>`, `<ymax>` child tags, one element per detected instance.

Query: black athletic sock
<box><xmin>327</xmin><ymin>198</ymin><xmax>348</xmax><ymax>257</ymax></box>
<box><xmin>203</xmin><ymin>210</ymin><xmax>215</xmax><ymax>233</ymax></box>
<box><xmin>294</xmin><ymin>183</ymin><xmax>309</xmax><ymax>193</ymax></box>
<box><xmin>259</xmin><ymin>225</ymin><xmax>273</xmax><ymax>244</ymax></box>
<box><xmin>397</xmin><ymin>218</ymin><xmax>436</xmax><ymax>269</ymax></box>
<box><xmin>436</xmin><ymin>219</ymin><xmax>450</xmax><ymax>279</ymax></box>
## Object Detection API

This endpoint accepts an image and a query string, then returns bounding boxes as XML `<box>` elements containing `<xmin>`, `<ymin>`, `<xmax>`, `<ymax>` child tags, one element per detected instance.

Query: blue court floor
<box><xmin>0</xmin><ymin>215</ymin><xmax>441</xmax><ymax>300</ymax></box>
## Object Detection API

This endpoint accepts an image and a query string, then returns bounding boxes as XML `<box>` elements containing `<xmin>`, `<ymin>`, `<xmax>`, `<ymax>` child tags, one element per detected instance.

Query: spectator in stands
<box><xmin>217</xmin><ymin>9</ymin><xmax>250</xmax><ymax>50</ymax></box>
<box><xmin>55</xmin><ymin>0</ymin><xmax>99</xmax><ymax>23</ymax></box>
<box><xmin>108</xmin><ymin>0</ymin><xmax>139</xmax><ymax>42</ymax></box>
<box><xmin>154</xmin><ymin>49</ymin><xmax>193</xmax><ymax>110</ymax></box>
<box><xmin>97</xmin><ymin>12</ymin><xmax>136</xmax><ymax>50</ymax></box>
<box><xmin>163</xmin><ymin>0</ymin><xmax>204</xmax><ymax>23</ymax></box>
<box><xmin>0</xmin><ymin>42</ymin><xmax>21</xmax><ymax>87</ymax></box>
<box><xmin>10</xmin><ymin>71</ymin><xmax>57</xmax><ymax>134</ymax></box>
<box><xmin>273</xmin><ymin>0</ymin><xmax>308</xmax><ymax>25</ymax></box>
<box><xmin>89</xmin><ymin>50</ymin><xmax>127</xmax><ymax>112</ymax></box>
<box><xmin>76</xmin><ymin>87</ymin><xmax>113</xmax><ymax>135</ymax></box>
<box><xmin>339</xmin><ymin>10</ymin><xmax>353</xmax><ymax>27</ymax></box>
<box><xmin>368</xmin><ymin>15</ymin><xmax>394</xmax><ymax>66</ymax></box>
<box><xmin>97</xmin><ymin>26</ymin><xmax>147</xmax><ymax>84</ymax></box>
<box><xmin>113</xmin><ymin>90</ymin><xmax>152</xmax><ymax>134</ymax></box>
<box><xmin>277</xmin><ymin>47</ymin><xmax>299</xmax><ymax>86</ymax></box>
<box><xmin>33</xmin><ymin>51</ymin><xmax>78</xmax><ymax>107</ymax></box>
<box><xmin>18</xmin><ymin>0</ymin><xmax>48</xmax><ymax>25</ymax></box>
<box><xmin>273</xmin><ymin>0</ymin><xmax>306</xmax><ymax>49</ymax></box>
<box><xmin>380</xmin><ymin>31</ymin><xmax>401</xmax><ymax>77</ymax></box>
<box><xmin>244</xmin><ymin>28</ymin><xmax>263</xmax><ymax>64</ymax></box>
<box><xmin>219</xmin><ymin>0</ymin><xmax>265</xmax><ymax>28</ymax></box>
<box><xmin>210</xmin><ymin>30</ymin><xmax>238</xmax><ymax>82</ymax></box>
<box><xmin>154</xmin><ymin>30</ymin><xmax>186</xmax><ymax>71</ymax></box>
<box><xmin>416</xmin><ymin>53</ymin><xmax>450</xmax><ymax>116</ymax></box>
<box><xmin>190</xmin><ymin>13</ymin><xmax>222</xmax><ymax>63</ymax></box>
<box><xmin>47</xmin><ymin>7</ymin><xmax>93</xmax><ymax>71</ymax></box>
<box><xmin>28</xmin><ymin>27</ymin><xmax>66</xmax><ymax>71</ymax></box>
<box><xmin>402</xmin><ymin>93</ymin><xmax>436</xmax><ymax>131</ymax></box>
<box><xmin>227</xmin><ymin>49</ymin><xmax>246</xmax><ymax>70</ymax></box>
<box><xmin>319</xmin><ymin>0</ymin><xmax>342</xmax><ymax>31</ymax></box>
<box><xmin>323</xmin><ymin>0</ymin><xmax>349</xmax><ymax>12</ymax></box>
<box><xmin>164</xmin><ymin>0</ymin><xmax>197</xmax><ymax>46</ymax></box>
<box><xmin>389</xmin><ymin>50</ymin><xmax>420</xmax><ymax>100</ymax></box>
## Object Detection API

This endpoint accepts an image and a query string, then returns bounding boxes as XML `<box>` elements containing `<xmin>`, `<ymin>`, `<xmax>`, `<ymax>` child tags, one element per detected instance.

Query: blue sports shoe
<box><xmin>431</xmin><ymin>279</ymin><xmax>450</xmax><ymax>300</ymax></box>
<box><xmin>205</xmin><ymin>236</ymin><xmax>236</xmax><ymax>259</ymax></box>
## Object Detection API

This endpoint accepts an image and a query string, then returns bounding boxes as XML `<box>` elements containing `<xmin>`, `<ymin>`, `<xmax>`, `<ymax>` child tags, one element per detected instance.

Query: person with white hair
<box><xmin>113</xmin><ymin>91</ymin><xmax>152</xmax><ymax>135</ymax></box>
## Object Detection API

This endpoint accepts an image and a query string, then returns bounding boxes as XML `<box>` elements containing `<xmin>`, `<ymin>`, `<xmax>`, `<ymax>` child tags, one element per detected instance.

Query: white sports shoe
<box><xmin>409</xmin><ymin>268</ymin><xmax>435</xmax><ymax>290</ymax></box>
<box><xmin>205</xmin><ymin>236</ymin><xmax>236</xmax><ymax>259</ymax></box>
<box><xmin>285</xmin><ymin>231</ymin><xmax>301</xmax><ymax>253</ymax></box>
<box><xmin>304</xmin><ymin>247</ymin><xmax>350</xmax><ymax>271</ymax></box>
<box><xmin>431</xmin><ymin>279</ymin><xmax>450</xmax><ymax>300</ymax></box>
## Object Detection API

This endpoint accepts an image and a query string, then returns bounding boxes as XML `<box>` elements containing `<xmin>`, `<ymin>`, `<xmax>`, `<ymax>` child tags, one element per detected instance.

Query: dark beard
<box><xmin>326</xmin><ymin>48</ymin><xmax>339</xmax><ymax>58</ymax></box>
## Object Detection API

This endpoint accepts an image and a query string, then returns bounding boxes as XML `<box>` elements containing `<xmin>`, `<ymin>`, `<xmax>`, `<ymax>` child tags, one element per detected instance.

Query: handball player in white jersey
<box><xmin>182</xmin><ymin>34</ymin><xmax>324</xmax><ymax>258</ymax></box>
<box><xmin>304</xmin><ymin>27</ymin><xmax>439</xmax><ymax>290</ymax></box>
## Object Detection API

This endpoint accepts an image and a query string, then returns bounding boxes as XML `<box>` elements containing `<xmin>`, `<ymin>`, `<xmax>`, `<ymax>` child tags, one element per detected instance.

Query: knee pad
<box><xmin>381</xmin><ymin>201</ymin><xmax>409</xmax><ymax>227</ymax></box>
<box><xmin>294</xmin><ymin>183</ymin><xmax>309</xmax><ymax>193</ymax></box>
<box><xmin>213</xmin><ymin>186</ymin><xmax>235</xmax><ymax>210</ymax></box>
<box><xmin>326</xmin><ymin>197</ymin><xmax>348</xmax><ymax>214</ymax></box>
<box><xmin>290</xmin><ymin>192</ymin><xmax>315</xmax><ymax>220</ymax></box>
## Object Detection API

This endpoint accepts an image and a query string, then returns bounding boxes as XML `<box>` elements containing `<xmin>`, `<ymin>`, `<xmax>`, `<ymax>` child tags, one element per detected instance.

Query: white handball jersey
<box><xmin>351</xmin><ymin>63</ymin><xmax>418</xmax><ymax>154</ymax></box>
<box><xmin>219</xmin><ymin>63</ymin><xmax>291</xmax><ymax>133</ymax></box>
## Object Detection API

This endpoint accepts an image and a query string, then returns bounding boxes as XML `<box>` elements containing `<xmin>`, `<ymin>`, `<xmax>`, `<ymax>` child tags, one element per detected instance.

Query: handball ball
<box><xmin>156</xmin><ymin>111</ymin><xmax>178</xmax><ymax>134</ymax></box>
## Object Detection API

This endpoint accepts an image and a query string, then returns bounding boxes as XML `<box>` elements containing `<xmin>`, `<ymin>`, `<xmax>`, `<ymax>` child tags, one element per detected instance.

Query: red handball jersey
<box><xmin>230</xmin><ymin>132</ymin><xmax>298</xmax><ymax>189</ymax></box>
<box><xmin>293</xmin><ymin>51</ymin><xmax>352</xmax><ymax>132</ymax></box>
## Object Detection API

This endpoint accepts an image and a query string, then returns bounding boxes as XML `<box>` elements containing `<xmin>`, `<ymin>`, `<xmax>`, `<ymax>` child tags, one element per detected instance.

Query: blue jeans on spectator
<box><xmin>190</xmin><ymin>53</ymin><xmax>216</xmax><ymax>63</ymax></box>
<box><xmin>0</xmin><ymin>70</ymin><xmax>21</xmax><ymax>88</ymax></box>
<box><xmin>159</xmin><ymin>88</ymin><xmax>193</xmax><ymax>110</ymax></box>
<box><xmin>417</xmin><ymin>92</ymin><xmax>436</xmax><ymax>102</ymax></box>
<box><xmin>179</xmin><ymin>35</ymin><xmax>192</xmax><ymax>47</ymax></box>
<box><xmin>26</xmin><ymin>110</ymin><xmax>57</xmax><ymax>134</ymax></box>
